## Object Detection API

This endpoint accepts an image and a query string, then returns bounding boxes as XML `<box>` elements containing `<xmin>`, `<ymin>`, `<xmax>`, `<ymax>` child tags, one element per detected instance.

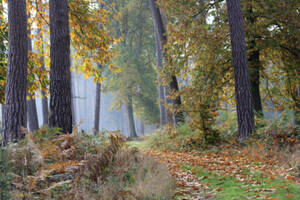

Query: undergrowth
<box><xmin>0</xmin><ymin>126</ymin><xmax>174</xmax><ymax>200</ymax></box>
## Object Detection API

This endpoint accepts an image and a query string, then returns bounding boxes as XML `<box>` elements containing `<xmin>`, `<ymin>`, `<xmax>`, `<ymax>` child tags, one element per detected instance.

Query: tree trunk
<box><xmin>226</xmin><ymin>0</ymin><xmax>255</xmax><ymax>141</ymax></box>
<box><xmin>93</xmin><ymin>64</ymin><xmax>102</xmax><ymax>134</ymax></box>
<box><xmin>155</xmin><ymin>32</ymin><xmax>167</xmax><ymax>127</ymax></box>
<box><xmin>41</xmin><ymin>89</ymin><xmax>49</xmax><ymax>125</ymax></box>
<box><xmin>3</xmin><ymin>0</ymin><xmax>28</xmax><ymax>145</ymax></box>
<box><xmin>37</xmin><ymin>26</ymin><xmax>49</xmax><ymax>126</ymax></box>
<box><xmin>127</xmin><ymin>95</ymin><xmax>137</xmax><ymax>138</ymax></box>
<box><xmin>27</xmin><ymin>25</ymin><xmax>39</xmax><ymax>132</ymax></box>
<box><xmin>140</xmin><ymin>120</ymin><xmax>145</xmax><ymax>135</ymax></box>
<box><xmin>27</xmin><ymin>94</ymin><xmax>39</xmax><ymax>131</ymax></box>
<box><xmin>71</xmin><ymin>72</ymin><xmax>76</xmax><ymax>127</ymax></box>
<box><xmin>246</xmin><ymin>4</ymin><xmax>263</xmax><ymax>117</ymax></box>
<box><xmin>165</xmin><ymin>86</ymin><xmax>175</xmax><ymax>127</ymax></box>
<box><xmin>49</xmin><ymin>0</ymin><xmax>72</xmax><ymax>133</ymax></box>
<box><xmin>149</xmin><ymin>0</ymin><xmax>184</xmax><ymax>127</ymax></box>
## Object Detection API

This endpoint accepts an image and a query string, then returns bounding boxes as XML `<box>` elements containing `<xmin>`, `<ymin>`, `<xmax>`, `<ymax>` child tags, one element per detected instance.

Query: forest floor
<box><xmin>128</xmin><ymin>139</ymin><xmax>300</xmax><ymax>200</ymax></box>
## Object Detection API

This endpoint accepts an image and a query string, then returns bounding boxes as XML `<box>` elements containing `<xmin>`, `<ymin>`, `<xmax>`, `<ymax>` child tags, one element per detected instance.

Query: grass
<box><xmin>181</xmin><ymin>165</ymin><xmax>300</xmax><ymax>200</ymax></box>
<box><xmin>126</xmin><ymin>136</ymin><xmax>151</xmax><ymax>150</ymax></box>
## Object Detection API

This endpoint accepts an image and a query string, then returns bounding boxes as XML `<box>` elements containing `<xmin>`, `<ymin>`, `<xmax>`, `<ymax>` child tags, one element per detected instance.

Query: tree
<box><xmin>226</xmin><ymin>0</ymin><xmax>255</xmax><ymax>140</ymax></box>
<box><xmin>244</xmin><ymin>1</ymin><xmax>263</xmax><ymax>117</ymax></box>
<box><xmin>3</xmin><ymin>0</ymin><xmax>28</xmax><ymax>145</ymax></box>
<box><xmin>49</xmin><ymin>0</ymin><xmax>72</xmax><ymax>133</ymax></box>
<box><xmin>93</xmin><ymin>64</ymin><xmax>102</xmax><ymax>134</ymax></box>
<box><xmin>27</xmin><ymin>16</ymin><xmax>39</xmax><ymax>132</ymax></box>
<box><xmin>149</xmin><ymin>0</ymin><xmax>184</xmax><ymax>127</ymax></box>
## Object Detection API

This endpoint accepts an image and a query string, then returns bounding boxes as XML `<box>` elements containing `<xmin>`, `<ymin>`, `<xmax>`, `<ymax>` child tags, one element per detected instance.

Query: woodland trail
<box><xmin>142</xmin><ymin>148</ymin><xmax>300</xmax><ymax>200</ymax></box>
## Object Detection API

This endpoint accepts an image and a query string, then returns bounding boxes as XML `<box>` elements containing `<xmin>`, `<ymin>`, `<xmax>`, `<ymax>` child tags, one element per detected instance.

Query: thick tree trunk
<box><xmin>93</xmin><ymin>64</ymin><xmax>102</xmax><ymax>134</ymax></box>
<box><xmin>155</xmin><ymin>33</ymin><xmax>167</xmax><ymax>127</ymax></box>
<box><xmin>226</xmin><ymin>0</ymin><xmax>255</xmax><ymax>141</ymax></box>
<box><xmin>149</xmin><ymin>0</ymin><xmax>184</xmax><ymax>127</ymax></box>
<box><xmin>49</xmin><ymin>0</ymin><xmax>72</xmax><ymax>133</ymax></box>
<box><xmin>27</xmin><ymin>26</ymin><xmax>39</xmax><ymax>132</ymax></box>
<box><xmin>127</xmin><ymin>95</ymin><xmax>137</xmax><ymax>138</ymax></box>
<box><xmin>246</xmin><ymin>5</ymin><xmax>263</xmax><ymax>117</ymax></box>
<box><xmin>3</xmin><ymin>0</ymin><xmax>28</xmax><ymax>145</ymax></box>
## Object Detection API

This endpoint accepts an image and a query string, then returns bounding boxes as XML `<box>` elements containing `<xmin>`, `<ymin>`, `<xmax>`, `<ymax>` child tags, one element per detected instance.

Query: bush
<box><xmin>0</xmin><ymin>148</ymin><xmax>11</xmax><ymax>200</ymax></box>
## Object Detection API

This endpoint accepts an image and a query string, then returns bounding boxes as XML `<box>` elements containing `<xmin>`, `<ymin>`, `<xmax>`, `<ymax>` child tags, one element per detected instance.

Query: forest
<box><xmin>0</xmin><ymin>0</ymin><xmax>299</xmax><ymax>199</ymax></box>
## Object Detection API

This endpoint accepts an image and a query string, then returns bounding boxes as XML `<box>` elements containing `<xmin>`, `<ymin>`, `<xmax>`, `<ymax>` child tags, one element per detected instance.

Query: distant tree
<box><xmin>3</xmin><ymin>0</ymin><xmax>28</xmax><ymax>145</ymax></box>
<box><xmin>27</xmin><ymin>17</ymin><xmax>39</xmax><ymax>132</ymax></box>
<box><xmin>49</xmin><ymin>0</ymin><xmax>72</xmax><ymax>133</ymax></box>
<box><xmin>226</xmin><ymin>0</ymin><xmax>255</xmax><ymax>140</ymax></box>
<box><xmin>93</xmin><ymin>64</ymin><xmax>102</xmax><ymax>134</ymax></box>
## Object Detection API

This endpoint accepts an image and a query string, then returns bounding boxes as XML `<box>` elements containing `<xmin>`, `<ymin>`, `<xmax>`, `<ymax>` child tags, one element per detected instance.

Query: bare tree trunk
<box><xmin>93</xmin><ymin>64</ymin><xmax>102</xmax><ymax>134</ymax></box>
<box><xmin>246</xmin><ymin>4</ymin><xmax>263</xmax><ymax>117</ymax></box>
<box><xmin>149</xmin><ymin>0</ymin><xmax>184</xmax><ymax>127</ymax></box>
<box><xmin>127</xmin><ymin>94</ymin><xmax>137</xmax><ymax>138</ymax></box>
<box><xmin>27</xmin><ymin>24</ymin><xmax>39</xmax><ymax>132</ymax></box>
<box><xmin>49</xmin><ymin>0</ymin><xmax>72</xmax><ymax>133</ymax></box>
<box><xmin>226</xmin><ymin>0</ymin><xmax>255</xmax><ymax>141</ymax></box>
<box><xmin>37</xmin><ymin>27</ymin><xmax>49</xmax><ymax>126</ymax></box>
<box><xmin>3</xmin><ymin>0</ymin><xmax>28</xmax><ymax>145</ymax></box>
<box><xmin>155</xmin><ymin>33</ymin><xmax>167</xmax><ymax>127</ymax></box>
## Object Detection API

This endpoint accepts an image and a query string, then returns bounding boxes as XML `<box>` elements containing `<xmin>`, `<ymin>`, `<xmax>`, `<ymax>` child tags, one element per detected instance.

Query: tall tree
<box><xmin>27</xmin><ymin>22</ymin><xmax>39</xmax><ymax>132</ymax></box>
<box><xmin>149</xmin><ymin>0</ymin><xmax>184</xmax><ymax>127</ymax></box>
<box><xmin>127</xmin><ymin>94</ymin><xmax>137</xmax><ymax>138</ymax></box>
<box><xmin>93</xmin><ymin>64</ymin><xmax>102</xmax><ymax>134</ymax></box>
<box><xmin>3</xmin><ymin>0</ymin><xmax>28</xmax><ymax>145</ymax></box>
<box><xmin>245</xmin><ymin>2</ymin><xmax>263</xmax><ymax>116</ymax></box>
<box><xmin>226</xmin><ymin>0</ymin><xmax>255</xmax><ymax>140</ymax></box>
<box><xmin>49</xmin><ymin>0</ymin><xmax>72</xmax><ymax>133</ymax></box>
<box><xmin>154</xmin><ymin>21</ymin><xmax>167</xmax><ymax>127</ymax></box>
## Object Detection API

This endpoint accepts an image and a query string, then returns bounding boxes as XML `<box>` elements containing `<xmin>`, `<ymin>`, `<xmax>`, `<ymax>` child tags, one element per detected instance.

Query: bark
<box><xmin>155</xmin><ymin>32</ymin><xmax>167</xmax><ymax>127</ymax></box>
<box><xmin>226</xmin><ymin>0</ymin><xmax>255</xmax><ymax>141</ymax></box>
<box><xmin>93</xmin><ymin>64</ymin><xmax>102</xmax><ymax>134</ymax></box>
<box><xmin>149</xmin><ymin>0</ymin><xmax>184</xmax><ymax>127</ymax></box>
<box><xmin>3</xmin><ymin>0</ymin><xmax>28</xmax><ymax>145</ymax></box>
<box><xmin>127</xmin><ymin>95</ymin><xmax>137</xmax><ymax>138</ymax></box>
<box><xmin>27</xmin><ymin>25</ymin><xmax>39</xmax><ymax>132</ymax></box>
<box><xmin>49</xmin><ymin>0</ymin><xmax>72</xmax><ymax>133</ymax></box>
<box><xmin>246</xmin><ymin>5</ymin><xmax>263</xmax><ymax>117</ymax></box>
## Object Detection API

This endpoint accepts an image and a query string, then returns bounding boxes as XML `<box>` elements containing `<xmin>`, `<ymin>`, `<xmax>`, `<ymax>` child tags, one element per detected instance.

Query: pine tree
<box><xmin>226</xmin><ymin>0</ymin><xmax>255</xmax><ymax>140</ymax></box>
<box><xmin>49</xmin><ymin>0</ymin><xmax>72</xmax><ymax>133</ymax></box>
<box><xmin>3</xmin><ymin>0</ymin><xmax>28</xmax><ymax>145</ymax></box>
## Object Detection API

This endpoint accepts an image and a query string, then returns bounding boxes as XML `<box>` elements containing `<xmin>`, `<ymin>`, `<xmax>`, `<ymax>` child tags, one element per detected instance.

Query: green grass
<box><xmin>126</xmin><ymin>137</ymin><xmax>151</xmax><ymax>150</ymax></box>
<box><xmin>181</xmin><ymin>165</ymin><xmax>300</xmax><ymax>200</ymax></box>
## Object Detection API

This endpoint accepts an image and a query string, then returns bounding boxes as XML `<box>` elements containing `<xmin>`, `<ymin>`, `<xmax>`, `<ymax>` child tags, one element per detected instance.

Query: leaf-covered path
<box><xmin>142</xmin><ymin>148</ymin><xmax>300</xmax><ymax>200</ymax></box>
